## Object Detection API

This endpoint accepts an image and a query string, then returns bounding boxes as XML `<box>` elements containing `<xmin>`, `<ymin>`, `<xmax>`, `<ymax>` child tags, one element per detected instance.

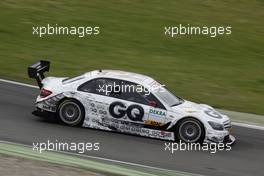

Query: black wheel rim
<box><xmin>59</xmin><ymin>101</ymin><xmax>82</xmax><ymax>125</ymax></box>
<box><xmin>179</xmin><ymin>120</ymin><xmax>202</xmax><ymax>143</ymax></box>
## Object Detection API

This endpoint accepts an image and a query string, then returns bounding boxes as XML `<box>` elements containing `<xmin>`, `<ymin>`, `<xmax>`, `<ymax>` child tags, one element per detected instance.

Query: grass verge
<box><xmin>0</xmin><ymin>0</ymin><xmax>263</xmax><ymax>114</ymax></box>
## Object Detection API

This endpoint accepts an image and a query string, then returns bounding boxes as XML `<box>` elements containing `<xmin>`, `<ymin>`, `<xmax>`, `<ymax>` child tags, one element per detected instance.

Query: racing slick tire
<box><xmin>57</xmin><ymin>99</ymin><xmax>85</xmax><ymax>126</ymax></box>
<box><xmin>176</xmin><ymin>117</ymin><xmax>205</xmax><ymax>143</ymax></box>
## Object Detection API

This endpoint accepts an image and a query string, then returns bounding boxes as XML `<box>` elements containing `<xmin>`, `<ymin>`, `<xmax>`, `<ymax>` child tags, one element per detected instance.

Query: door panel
<box><xmin>78</xmin><ymin>77</ymin><xmax>168</xmax><ymax>128</ymax></box>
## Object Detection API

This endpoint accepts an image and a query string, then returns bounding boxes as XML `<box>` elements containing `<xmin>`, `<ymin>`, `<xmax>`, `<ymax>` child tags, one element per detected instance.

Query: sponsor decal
<box><xmin>38</xmin><ymin>102</ymin><xmax>56</xmax><ymax>112</ymax></box>
<box><xmin>86</xmin><ymin>117</ymin><xmax>174</xmax><ymax>140</ymax></box>
<box><xmin>109</xmin><ymin>101</ymin><xmax>144</xmax><ymax>122</ymax></box>
<box><xmin>184</xmin><ymin>108</ymin><xmax>197</xmax><ymax>113</ymax></box>
<box><xmin>90</xmin><ymin>103</ymin><xmax>95</xmax><ymax>107</ymax></box>
<box><xmin>204</xmin><ymin>109</ymin><xmax>222</xmax><ymax>119</ymax></box>
<box><xmin>99</xmin><ymin>109</ymin><xmax>107</xmax><ymax>115</ymax></box>
<box><xmin>149</xmin><ymin>109</ymin><xmax>166</xmax><ymax>117</ymax></box>
<box><xmin>118</xmin><ymin>124</ymin><xmax>173</xmax><ymax>139</ymax></box>
<box><xmin>91</xmin><ymin>108</ymin><xmax>97</xmax><ymax>113</ymax></box>
<box><xmin>145</xmin><ymin>120</ymin><xmax>164</xmax><ymax>126</ymax></box>
<box><xmin>42</xmin><ymin>104</ymin><xmax>53</xmax><ymax>111</ymax></box>
<box><xmin>88</xmin><ymin>101</ymin><xmax>108</xmax><ymax>117</ymax></box>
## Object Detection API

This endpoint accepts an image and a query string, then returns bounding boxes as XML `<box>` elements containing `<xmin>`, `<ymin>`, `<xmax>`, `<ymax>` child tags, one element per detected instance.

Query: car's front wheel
<box><xmin>176</xmin><ymin>118</ymin><xmax>205</xmax><ymax>143</ymax></box>
<box><xmin>58</xmin><ymin>99</ymin><xmax>84</xmax><ymax>126</ymax></box>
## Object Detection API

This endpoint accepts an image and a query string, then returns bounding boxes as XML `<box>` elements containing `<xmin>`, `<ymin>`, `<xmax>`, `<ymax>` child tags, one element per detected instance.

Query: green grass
<box><xmin>0</xmin><ymin>0</ymin><xmax>263</xmax><ymax>114</ymax></box>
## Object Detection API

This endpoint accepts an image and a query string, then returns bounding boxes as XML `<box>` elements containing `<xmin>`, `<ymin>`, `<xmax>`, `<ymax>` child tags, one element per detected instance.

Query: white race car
<box><xmin>28</xmin><ymin>60</ymin><xmax>235</xmax><ymax>144</ymax></box>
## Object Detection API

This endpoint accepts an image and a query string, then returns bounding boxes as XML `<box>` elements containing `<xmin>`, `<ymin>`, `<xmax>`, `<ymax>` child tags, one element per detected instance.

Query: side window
<box><xmin>118</xmin><ymin>80</ymin><xmax>165</xmax><ymax>109</ymax></box>
<box><xmin>78</xmin><ymin>78</ymin><xmax>165</xmax><ymax>109</ymax></box>
<box><xmin>99</xmin><ymin>78</ymin><xmax>120</xmax><ymax>96</ymax></box>
<box><xmin>78</xmin><ymin>78</ymin><xmax>120</xmax><ymax>96</ymax></box>
<box><xmin>78</xmin><ymin>79</ymin><xmax>97</xmax><ymax>93</ymax></box>
<box><xmin>94</xmin><ymin>78</ymin><xmax>110</xmax><ymax>95</ymax></box>
<box><xmin>138</xmin><ymin>91</ymin><xmax>166</xmax><ymax>109</ymax></box>
<box><xmin>118</xmin><ymin>81</ymin><xmax>149</xmax><ymax>105</ymax></box>
<box><xmin>116</xmin><ymin>80</ymin><xmax>165</xmax><ymax>109</ymax></box>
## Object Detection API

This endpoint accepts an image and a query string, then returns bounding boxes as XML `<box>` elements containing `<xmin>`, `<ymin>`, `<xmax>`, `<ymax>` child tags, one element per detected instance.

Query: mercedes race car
<box><xmin>28</xmin><ymin>60</ymin><xmax>235</xmax><ymax>144</ymax></box>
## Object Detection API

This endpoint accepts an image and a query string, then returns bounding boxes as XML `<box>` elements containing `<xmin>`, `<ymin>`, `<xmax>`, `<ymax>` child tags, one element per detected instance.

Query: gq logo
<box><xmin>109</xmin><ymin>102</ymin><xmax>144</xmax><ymax>121</ymax></box>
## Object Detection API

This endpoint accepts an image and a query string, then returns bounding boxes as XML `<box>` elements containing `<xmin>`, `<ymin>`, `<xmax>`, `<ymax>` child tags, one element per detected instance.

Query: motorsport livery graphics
<box><xmin>28</xmin><ymin>60</ymin><xmax>235</xmax><ymax>144</ymax></box>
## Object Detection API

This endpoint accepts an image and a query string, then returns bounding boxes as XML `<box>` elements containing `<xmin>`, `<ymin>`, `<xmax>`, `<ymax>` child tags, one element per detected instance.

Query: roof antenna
<box><xmin>99</xmin><ymin>69</ymin><xmax>102</xmax><ymax>72</ymax></box>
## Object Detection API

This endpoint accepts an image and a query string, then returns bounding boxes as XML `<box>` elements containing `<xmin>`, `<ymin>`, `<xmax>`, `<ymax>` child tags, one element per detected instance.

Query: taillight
<box><xmin>40</xmin><ymin>88</ymin><xmax>52</xmax><ymax>98</ymax></box>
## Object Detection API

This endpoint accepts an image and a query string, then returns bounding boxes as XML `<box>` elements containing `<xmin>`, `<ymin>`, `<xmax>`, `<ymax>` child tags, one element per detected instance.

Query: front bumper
<box><xmin>205</xmin><ymin>128</ymin><xmax>235</xmax><ymax>145</ymax></box>
<box><xmin>224</xmin><ymin>135</ymin><xmax>236</xmax><ymax>145</ymax></box>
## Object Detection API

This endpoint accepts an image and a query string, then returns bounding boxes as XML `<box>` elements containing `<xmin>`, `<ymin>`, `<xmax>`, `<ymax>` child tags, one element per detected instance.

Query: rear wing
<box><xmin>28</xmin><ymin>60</ymin><xmax>50</xmax><ymax>88</ymax></box>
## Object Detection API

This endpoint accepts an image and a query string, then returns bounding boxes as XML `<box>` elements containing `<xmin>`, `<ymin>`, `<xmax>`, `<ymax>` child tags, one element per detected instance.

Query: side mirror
<box><xmin>149</xmin><ymin>100</ymin><xmax>157</xmax><ymax>107</ymax></box>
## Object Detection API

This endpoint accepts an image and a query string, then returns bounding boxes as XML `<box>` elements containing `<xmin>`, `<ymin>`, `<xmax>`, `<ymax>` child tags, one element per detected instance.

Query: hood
<box><xmin>171</xmin><ymin>100</ymin><xmax>229</xmax><ymax>122</ymax></box>
<box><xmin>172</xmin><ymin>100</ymin><xmax>206</xmax><ymax>112</ymax></box>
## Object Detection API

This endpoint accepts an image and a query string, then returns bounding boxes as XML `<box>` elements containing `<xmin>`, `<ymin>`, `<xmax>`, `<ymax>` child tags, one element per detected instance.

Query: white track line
<box><xmin>0</xmin><ymin>79</ymin><xmax>38</xmax><ymax>89</ymax></box>
<box><xmin>232</xmin><ymin>122</ymin><xmax>264</xmax><ymax>131</ymax></box>
<box><xmin>0</xmin><ymin>78</ymin><xmax>263</xmax><ymax>131</ymax></box>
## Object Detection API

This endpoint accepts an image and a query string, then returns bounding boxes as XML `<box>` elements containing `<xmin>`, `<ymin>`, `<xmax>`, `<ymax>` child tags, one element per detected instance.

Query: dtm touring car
<box><xmin>28</xmin><ymin>60</ymin><xmax>235</xmax><ymax>144</ymax></box>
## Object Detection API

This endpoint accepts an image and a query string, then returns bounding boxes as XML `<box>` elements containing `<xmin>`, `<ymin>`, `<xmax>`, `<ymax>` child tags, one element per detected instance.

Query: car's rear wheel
<box><xmin>58</xmin><ymin>99</ymin><xmax>84</xmax><ymax>126</ymax></box>
<box><xmin>176</xmin><ymin>118</ymin><xmax>205</xmax><ymax>143</ymax></box>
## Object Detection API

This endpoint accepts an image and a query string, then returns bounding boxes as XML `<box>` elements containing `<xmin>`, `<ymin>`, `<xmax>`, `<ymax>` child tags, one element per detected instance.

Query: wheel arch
<box><xmin>170</xmin><ymin>116</ymin><xmax>206</xmax><ymax>142</ymax></box>
<box><xmin>56</xmin><ymin>97</ymin><xmax>86</xmax><ymax>117</ymax></box>
<box><xmin>171</xmin><ymin>116</ymin><xmax>206</xmax><ymax>131</ymax></box>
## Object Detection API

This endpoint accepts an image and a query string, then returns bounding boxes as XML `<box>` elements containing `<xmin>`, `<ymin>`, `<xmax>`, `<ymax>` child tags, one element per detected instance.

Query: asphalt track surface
<box><xmin>0</xmin><ymin>80</ymin><xmax>263</xmax><ymax>176</ymax></box>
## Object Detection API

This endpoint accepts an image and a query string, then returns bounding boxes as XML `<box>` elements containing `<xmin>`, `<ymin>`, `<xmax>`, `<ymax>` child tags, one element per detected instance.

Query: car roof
<box><xmin>85</xmin><ymin>70</ymin><xmax>157</xmax><ymax>86</ymax></box>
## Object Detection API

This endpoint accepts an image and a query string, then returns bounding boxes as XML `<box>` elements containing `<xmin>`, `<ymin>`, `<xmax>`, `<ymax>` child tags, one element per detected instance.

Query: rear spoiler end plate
<box><xmin>28</xmin><ymin>60</ymin><xmax>50</xmax><ymax>88</ymax></box>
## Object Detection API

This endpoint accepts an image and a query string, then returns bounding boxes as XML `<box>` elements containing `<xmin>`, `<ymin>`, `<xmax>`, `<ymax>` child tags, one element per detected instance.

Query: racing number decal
<box><xmin>109</xmin><ymin>102</ymin><xmax>144</xmax><ymax>122</ymax></box>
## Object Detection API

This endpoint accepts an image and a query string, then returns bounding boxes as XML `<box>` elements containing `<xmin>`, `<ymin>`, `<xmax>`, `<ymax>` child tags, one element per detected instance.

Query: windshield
<box><xmin>155</xmin><ymin>86</ymin><xmax>184</xmax><ymax>107</ymax></box>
